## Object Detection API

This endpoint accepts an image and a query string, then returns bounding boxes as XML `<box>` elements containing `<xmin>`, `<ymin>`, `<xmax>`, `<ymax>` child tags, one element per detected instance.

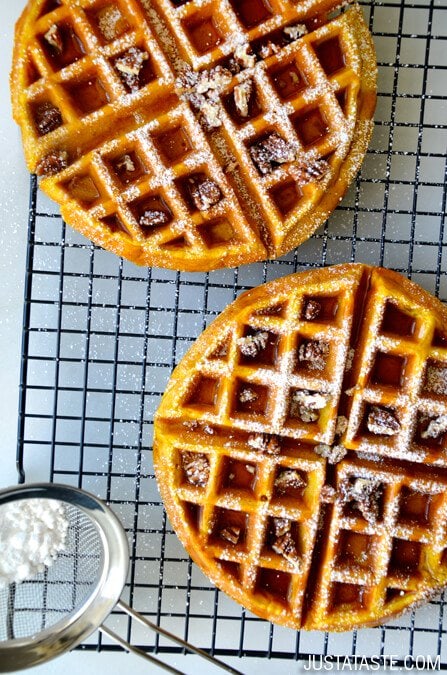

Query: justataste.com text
<box><xmin>303</xmin><ymin>655</ymin><xmax>441</xmax><ymax>671</ymax></box>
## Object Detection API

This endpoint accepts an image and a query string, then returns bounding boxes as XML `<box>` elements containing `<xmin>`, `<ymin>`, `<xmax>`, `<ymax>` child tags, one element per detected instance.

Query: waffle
<box><xmin>154</xmin><ymin>264</ymin><xmax>447</xmax><ymax>631</ymax></box>
<box><xmin>11</xmin><ymin>0</ymin><xmax>376</xmax><ymax>271</ymax></box>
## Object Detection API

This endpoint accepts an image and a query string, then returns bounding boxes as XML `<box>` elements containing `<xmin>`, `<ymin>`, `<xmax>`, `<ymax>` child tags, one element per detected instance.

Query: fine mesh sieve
<box><xmin>0</xmin><ymin>484</ymin><xmax>243</xmax><ymax>675</ymax></box>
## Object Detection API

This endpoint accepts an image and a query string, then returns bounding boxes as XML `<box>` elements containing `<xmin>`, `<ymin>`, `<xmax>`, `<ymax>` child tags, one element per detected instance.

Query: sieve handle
<box><xmin>114</xmin><ymin>600</ymin><xmax>244</xmax><ymax>675</ymax></box>
<box><xmin>99</xmin><ymin>624</ymin><xmax>185</xmax><ymax>675</ymax></box>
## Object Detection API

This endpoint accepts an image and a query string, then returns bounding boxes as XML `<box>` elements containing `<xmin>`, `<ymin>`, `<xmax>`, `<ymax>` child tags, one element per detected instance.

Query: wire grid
<box><xmin>0</xmin><ymin>504</ymin><xmax>103</xmax><ymax>642</ymax></box>
<box><xmin>15</xmin><ymin>0</ymin><xmax>447</xmax><ymax>667</ymax></box>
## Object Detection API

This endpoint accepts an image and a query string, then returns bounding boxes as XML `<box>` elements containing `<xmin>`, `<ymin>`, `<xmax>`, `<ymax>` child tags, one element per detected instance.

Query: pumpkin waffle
<box><xmin>11</xmin><ymin>0</ymin><xmax>376</xmax><ymax>271</ymax></box>
<box><xmin>154</xmin><ymin>264</ymin><xmax>447</xmax><ymax>631</ymax></box>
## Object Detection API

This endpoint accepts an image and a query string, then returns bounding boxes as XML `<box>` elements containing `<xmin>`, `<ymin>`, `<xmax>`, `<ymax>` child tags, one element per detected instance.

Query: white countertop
<box><xmin>0</xmin><ymin>0</ymin><xmax>29</xmax><ymax>489</ymax></box>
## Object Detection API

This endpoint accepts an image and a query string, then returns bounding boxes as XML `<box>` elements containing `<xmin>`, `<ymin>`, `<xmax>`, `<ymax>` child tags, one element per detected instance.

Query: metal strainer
<box><xmin>0</xmin><ymin>484</ymin><xmax>243</xmax><ymax>674</ymax></box>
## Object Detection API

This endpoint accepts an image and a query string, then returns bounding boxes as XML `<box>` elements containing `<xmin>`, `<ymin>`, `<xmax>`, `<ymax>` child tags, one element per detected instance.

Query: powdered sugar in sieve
<box><xmin>0</xmin><ymin>483</ymin><xmax>242</xmax><ymax>675</ymax></box>
<box><xmin>0</xmin><ymin>499</ymin><xmax>68</xmax><ymax>588</ymax></box>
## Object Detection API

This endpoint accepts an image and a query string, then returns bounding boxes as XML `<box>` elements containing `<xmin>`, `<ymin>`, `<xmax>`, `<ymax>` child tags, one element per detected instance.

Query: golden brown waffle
<box><xmin>11</xmin><ymin>0</ymin><xmax>376</xmax><ymax>271</ymax></box>
<box><xmin>154</xmin><ymin>264</ymin><xmax>447</xmax><ymax>631</ymax></box>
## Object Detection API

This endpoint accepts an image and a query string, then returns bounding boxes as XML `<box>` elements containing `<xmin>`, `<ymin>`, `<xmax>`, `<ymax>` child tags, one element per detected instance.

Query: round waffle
<box><xmin>154</xmin><ymin>264</ymin><xmax>447</xmax><ymax>631</ymax></box>
<box><xmin>12</xmin><ymin>0</ymin><xmax>376</xmax><ymax>271</ymax></box>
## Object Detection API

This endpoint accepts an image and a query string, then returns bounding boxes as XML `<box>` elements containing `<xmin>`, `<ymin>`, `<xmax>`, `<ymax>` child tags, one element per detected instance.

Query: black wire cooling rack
<box><xmin>15</xmin><ymin>0</ymin><xmax>447</xmax><ymax>669</ymax></box>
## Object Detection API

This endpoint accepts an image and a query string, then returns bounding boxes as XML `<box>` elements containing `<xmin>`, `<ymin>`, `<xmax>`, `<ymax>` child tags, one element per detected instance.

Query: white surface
<box><xmin>8</xmin><ymin>652</ymin><xmax>312</xmax><ymax>675</ymax></box>
<box><xmin>0</xmin><ymin>0</ymin><xmax>29</xmax><ymax>489</ymax></box>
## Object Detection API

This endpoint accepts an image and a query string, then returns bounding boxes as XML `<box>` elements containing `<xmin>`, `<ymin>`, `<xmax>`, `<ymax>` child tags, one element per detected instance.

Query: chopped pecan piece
<box><xmin>234</xmin><ymin>43</ymin><xmax>256</xmax><ymax>69</ymax></box>
<box><xmin>258</xmin><ymin>41</ymin><xmax>280</xmax><ymax>59</ymax></box>
<box><xmin>295</xmin><ymin>158</ymin><xmax>330</xmax><ymax>186</ymax></box>
<box><xmin>303</xmin><ymin>299</ymin><xmax>321</xmax><ymax>320</ymax></box>
<box><xmin>220</xmin><ymin>526</ymin><xmax>241</xmax><ymax>545</ymax></box>
<box><xmin>272</xmin><ymin>531</ymin><xmax>299</xmax><ymax>564</ymax></box>
<box><xmin>182</xmin><ymin>451</ymin><xmax>210</xmax><ymax>487</ymax></box>
<box><xmin>35</xmin><ymin>102</ymin><xmax>63</xmax><ymax>136</ymax></box>
<box><xmin>345</xmin><ymin>348</ymin><xmax>355</xmax><ymax>372</ymax></box>
<box><xmin>116</xmin><ymin>154</ymin><xmax>136</xmax><ymax>173</ymax></box>
<box><xmin>283</xmin><ymin>23</ymin><xmax>308</xmax><ymax>41</ymax></box>
<box><xmin>250</xmin><ymin>133</ymin><xmax>295</xmax><ymax>175</ymax></box>
<box><xmin>290</xmin><ymin>389</ymin><xmax>328</xmax><ymax>422</ymax></box>
<box><xmin>339</xmin><ymin>477</ymin><xmax>382</xmax><ymax>524</ymax></box>
<box><xmin>314</xmin><ymin>443</ymin><xmax>347</xmax><ymax>464</ymax></box>
<box><xmin>312</xmin><ymin>415</ymin><xmax>348</xmax><ymax>463</ymax></box>
<box><xmin>139</xmin><ymin>209</ymin><xmax>170</xmax><ymax>228</ymax></box>
<box><xmin>237</xmin><ymin>331</ymin><xmax>269</xmax><ymax>357</ymax></box>
<box><xmin>247</xmin><ymin>433</ymin><xmax>281</xmax><ymax>455</ymax></box>
<box><xmin>177</xmin><ymin>65</ymin><xmax>232</xmax><ymax>130</ymax></box>
<box><xmin>425</xmin><ymin>364</ymin><xmax>447</xmax><ymax>395</ymax></box>
<box><xmin>200</xmin><ymin>102</ymin><xmax>221</xmax><ymax>129</ymax></box>
<box><xmin>115</xmin><ymin>47</ymin><xmax>149</xmax><ymax>93</ymax></box>
<box><xmin>234</xmin><ymin>80</ymin><xmax>253</xmax><ymax>118</ymax></box>
<box><xmin>274</xmin><ymin>469</ymin><xmax>305</xmax><ymax>494</ymax></box>
<box><xmin>195</xmin><ymin>66</ymin><xmax>232</xmax><ymax>94</ymax></box>
<box><xmin>335</xmin><ymin>415</ymin><xmax>348</xmax><ymax>436</ymax></box>
<box><xmin>273</xmin><ymin>518</ymin><xmax>291</xmax><ymax>536</ymax></box>
<box><xmin>213</xmin><ymin>340</ymin><xmax>229</xmax><ymax>358</ymax></box>
<box><xmin>292</xmin><ymin>390</ymin><xmax>328</xmax><ymax>409</ymax></box>
<box><xmin>36</xmin><ymin>149</ymin><xmax>68</xmax><ymax>176</ymax></box>
<box><xmin>421</xmin><ymin>414</ymin><xmax>447</xmax><ymax>439</ymax></box>
<box><xmin>298</xmin><ymin>340</ymin><xmax>329</xmax><ymax>371</ymax></box>
<box><xmin>321</xmin><ymin>485</ymin><xmax>336</xmax><ymax>503</ymax></box>
<box><xmin>225</xmin><ymin>57</ymin><xmax>242</xmax><ymax>75</ymax></box>
<box><xmin>367</xmin><ymin>406</ymin><xmax>400</xmax><ymax>436</ymax></box>
<box><xmin>298</xmin><ymin>407</ymin><xmax>318</xmax><ymax>423</ymax></box>
<box><xmin>189</xmin><ymin>177</ymin><xmax>222</xmax><ymax>211</ymax></box>
<box><xmin>44</xmin><ymin>24</ymin><xmax>63</xmax><ymax>53</ymax></box>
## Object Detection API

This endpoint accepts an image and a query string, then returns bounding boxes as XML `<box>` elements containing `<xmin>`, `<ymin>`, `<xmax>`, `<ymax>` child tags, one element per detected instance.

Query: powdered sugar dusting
<box><xmin>0</xmin><ymin>499</ymin><xmax>68</xmax><ymax>587</ymax></box>
<box><xmin>15</xmin><ymin>0</ymin><xmax>376</xmax><ymax>270</ymax></box>
<box><xmin>156</xmin><ymin>265</ymin><xmax>447</xmax><ymax>630</ymax></box>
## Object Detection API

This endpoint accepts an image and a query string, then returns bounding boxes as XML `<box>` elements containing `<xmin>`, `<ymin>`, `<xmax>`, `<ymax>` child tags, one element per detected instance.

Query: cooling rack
<box><xmin>15</xmin><ymin>0</ymin><xmax>447</xmax><ymax>670</ymax></box>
